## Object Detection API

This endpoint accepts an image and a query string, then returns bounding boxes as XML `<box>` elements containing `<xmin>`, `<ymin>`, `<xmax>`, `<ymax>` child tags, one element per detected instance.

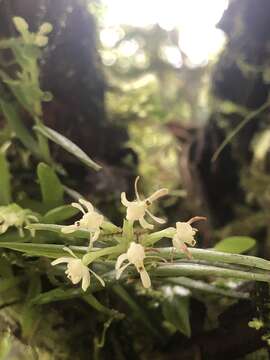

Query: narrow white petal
<box><xmin>0</xmin><ymin>223</ymin><xmax>9</xmax><ymax>234</ymax></box>
<box><xmin>71</xmin><ymin>202</ymin><xmax>85</xmax><ymax>214</ymax></box>
<box><xmin>172</xmin><ymin>236</ymin><xmax>192</xmax><ymax>258</ymax></box>
<box><xmin>61</xmin><ymin>225</ymin><xmax>77</xmax><ymax>234</ymax></box>
<box><xmin>88</xmin><ymin>232</ymin><xmax>99</xmax><ymax>250</ymax></box>
<box><xmin>139</xmin><ymin>268</ymin><xmax>151</xmax><ymax>288</ymax></box>
<box><xmin>81</xmin><ymin>268</ymin><xmax>91</xmax><ymax>291</ymax></box>
<box><xmin>51</xmin><ymin>257</ymin><xmax>71</xmax><ymax>266</ymax></box>
<box><xmin>145</xmin><ymin>209</ymin><xmax>166</xmax><ymax>224</ymax></box>
<box><xmin>191</xmin><ymin>239</ymin><xmax>196</xmax><ymax>247</ymax></box>
<box><xmin>29</xmin><ymin>228</ymin><xmax>36</xmax><ymax>237</ymax></box>
<box><xmin>147</xmin><ymin>188</ymin><xmax>168</xmax><ymax>203</ymax></box>
<box><xmin>134</xmin><ymin>176</ymin><xmax>141</xmax><ymax>201</ymax></box>
<box><xmin>92</xmin><ymin>229</ymin><xmax>100</xmax><ymax>242</ymax></box>
<box><xmin>89</xmin><ymin>269</ymin><xmax>105</xmax><ymax>287</ymax></box>
<box><xmin>116</xmin><ymin>262</ymin><xmax>131</xmax><ymax>280</ymax></box>
<box><xmin>63</xmin><ymin>247</ymin><xmax>78</xmax><ymax>258</ymax></box>
<box><xmin>79</xmin><ymin>198</ymin><xmax>94</xmax><ymax>212</ymax></box>
<box><xmin>121</xmin><ymin>192</ymin><xmax>131</xmax><ymax>207</ymax></box>
<box><xmin>18</xmin><ymin>227</ymin><xmax>24</xmax><ymax>237</ymax></box>
<box><xmin>115</xmin><ymin>253</ymin><xmax>128</xmax><ymax>270</ymax></box>
<box><xmin>139</xmin><ymin>217</ymin><xmax>154</xmax><ymax>230</ymax></box>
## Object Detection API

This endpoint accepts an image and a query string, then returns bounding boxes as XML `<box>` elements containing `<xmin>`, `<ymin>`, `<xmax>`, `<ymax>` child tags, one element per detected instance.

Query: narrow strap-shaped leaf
<box><xmin>153</xmin><ymin>263</ymin><xmax>270</xmax><ymax>283</ymax></box>
<box><xmin>155</xmin><ymin>247</ymin><xmax>270</xmax><ymax>271</ymax></box>
<box><xmin>0</xmin><ymin>242</ymin><xmax>86</xmax><ymax>258</ymax></box>
<box><xmin>42</xmin><ymin>205</ymin><xmax>79</xmax><ymax>223</ymax></box>
<box><xmin>34</xmin><ymin>124</ymin><xmax>101</xmax><ymax>170</ymax></box>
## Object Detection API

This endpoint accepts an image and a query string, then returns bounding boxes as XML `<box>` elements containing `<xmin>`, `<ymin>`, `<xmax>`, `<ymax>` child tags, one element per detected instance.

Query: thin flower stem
<box><xmin>154</xmin><ymin>247</ymin><xmax>270</xmax><ymax>271</ymax></box>
<box><xmin>153</xmin><ymin>263</ymin><xmax>270</xmax><ymax>283</ymax></box>
<box><xmin>83</xmin><ymin>245</ymin><xmax>123</xmax><ymax>266</ymax></box>
<box><xmin>142</xmin><ymin>228</ymin><xmax>175</xmax><ymax>246</ymax></box>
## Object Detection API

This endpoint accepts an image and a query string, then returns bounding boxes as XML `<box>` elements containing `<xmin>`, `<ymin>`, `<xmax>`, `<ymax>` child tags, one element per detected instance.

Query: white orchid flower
<box><xmin>115</xmin><ymin>242</ymin><xmax>151</xmax><ymax>288</ymax></box>
<box><xmin>0</xmin><ymin>204</ymin><xmax>38</xmax><ymax>237</ymax></box>
<box><xmin>121</xmin><ymin>176</ymin><xmax>168</xmax><ymax>229</ymax></box>
<box><xmin>51</xmin><ymin>247</ymin><xmax>105</xmax><ymax>292</ymax></box>
<box><xmin>61</xmin><ymin>199</ymin><xmax>104</xmax><ymax>248</ymax></box>
<box><xmin>172</xmin><ymin>216</ymin><xmax>206</xmax><ymax>258</ymax></box>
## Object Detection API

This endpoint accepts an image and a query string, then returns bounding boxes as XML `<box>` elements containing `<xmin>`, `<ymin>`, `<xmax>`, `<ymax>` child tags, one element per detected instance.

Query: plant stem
<box><xmin>83</xmin><ymin>245</ymin><xmax>123</xmax><ymax>266</ymax></box>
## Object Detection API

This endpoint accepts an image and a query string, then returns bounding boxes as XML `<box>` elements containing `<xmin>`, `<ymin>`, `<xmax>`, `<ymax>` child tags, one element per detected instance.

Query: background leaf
<box><xmin>0</xmin><ymin>100</ymin><xmax>38</xmax><ymax>155</ymax></box>
<box><xmin>162</xmin><ymin>287</ymin><xmax>191</xmax><ymax>337</ymax></box>
<box><xmin>21</xmin><ymin>274</ymin><xmax>42</xmax><ymax>339</ymax></box>
<box><xmin>0</xmin><ymin>146</ymin><xmax>11</xmax><ymax>205</ymax></box>
<box><xmin>37</xmin><ymin>162</ymin><xmax>64</xmax><ymax>210</ymax></box>
<box><xmin>214</xmin><ymin>236</ymin><xmax>256</xmax><ymax>254</ymax></box>
<box><xmin>0</xmin><ymin>331</ymin><xmax>12</xmax><ymax>360</ymax></box>
<box><xmin>35</xmin><ymin>124</ymin><xmax>101</xmax><ymax>170</ymax></box>
<box><xmin>0</xmin><ymin>242</ymin><xmax>86</xmax><ymax>258</ymax></box>
<box><xmin>43</xmin><ymin>205</ymin><xmax>79</xmax><ymax>224</ymax></box>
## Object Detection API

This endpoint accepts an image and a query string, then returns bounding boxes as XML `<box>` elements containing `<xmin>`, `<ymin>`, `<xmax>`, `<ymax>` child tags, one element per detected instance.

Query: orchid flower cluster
<box><xmin>52</xmin><ymin>177</ymin><xmax>206</xmax><ymax>292</ymax></box>
<box><xmin>0</xmin><ymin>204</ymin><xmax>38</xmax><ymax>237</ymax></box>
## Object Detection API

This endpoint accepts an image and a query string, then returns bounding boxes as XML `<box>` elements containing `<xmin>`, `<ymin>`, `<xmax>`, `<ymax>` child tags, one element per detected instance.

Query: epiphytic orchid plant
<box><xmin>0</xmin><ymin>16</ymin><xmax>267</xmax><ymax>296</ymax></box>
<box><xmin>0</xmin><ymin>16</ymin><xmax>269</xmax><ymax>354</ymax></box>
<box><xmin>20</xmin><ymin>176</ymin><xmax>270</xmax><ymax>294</ymax></box>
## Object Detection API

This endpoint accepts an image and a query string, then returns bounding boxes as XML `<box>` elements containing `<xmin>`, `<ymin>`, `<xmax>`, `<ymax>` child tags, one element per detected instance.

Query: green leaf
<box><xmin>214</xmin><ymin>236</ymin><xmax>256</xmax><ymax>254</ymax></box>
<box><xmin>0</xmin><ymin>242</ymin><xmax>86</xmax><ymax>258</ymax></box>
<box><xmin>21</xmin><ymin>274</ymin><xmax>42</xmax><ymax>339</ymax></box>
<box><xmin>43</xmin><ymin>205</ymin><xmax>79</xmax><ymax>224</ymax></box>
<box><xmin>0</xmin><ymin>277</ymin><xmax>23</xmax><ymax>293</ymax></box>
<box><xmin>112</xmin><ymin>285</ymin><xmax>162</xmax><ymax>339</ymax></box>
<box><xmin>34</xmin><ymin>124</ymin><xmax>101</xmax><ymax>171</ymax></box>
<box><xmin>83</xmin><ymin>293</ymin><xmax>124</xmax><ymax>319</ymax></box>
<box><xmin>162</xmin><ymin>288</ymin><xmax>191</xmax><ymax>337</ymax></box>
<box><xmin>0</xmin><ymin>100</ymin><xmax>38</xmax><ymax>155</ymax></box>
<box><xmin>37</xmin><ymin>162</ymin><xmax>64</xmax><ymax>210</ymax></box>
<box><xmin>154</xmin><ymin>262</ymin><xmax>270</xmax><ymax>283</ymax></box>
<box><xmin>0</xmin><ymin>147</ymin><xmax>11</xmax><ymax>205</ymax></box>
